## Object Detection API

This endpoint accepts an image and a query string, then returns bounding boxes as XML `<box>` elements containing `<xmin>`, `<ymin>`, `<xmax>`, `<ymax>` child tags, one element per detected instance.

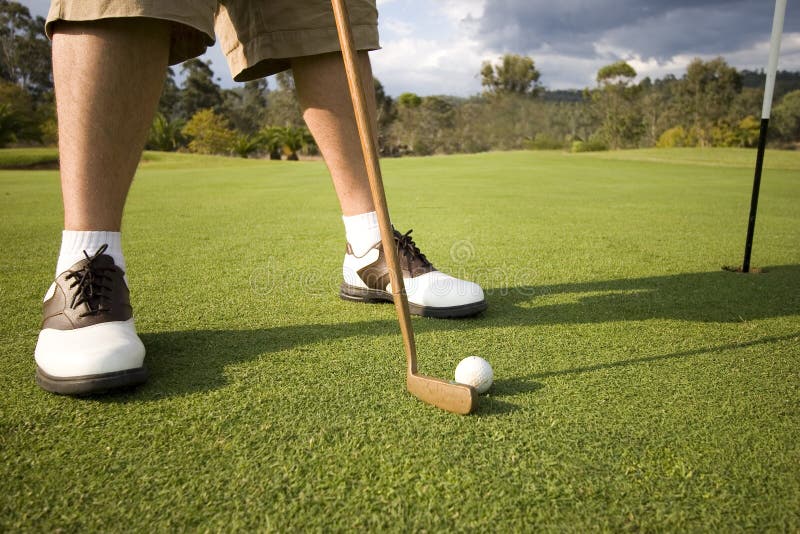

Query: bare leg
<box><xmin>53</xmin><ymin>19</ymin><xmax>170</xmax><ymax>231</ymax></box>
<box><xmin>292</xmin><ymin>51</ymin><xmax>377</xmax><ymax>216</ymax></box>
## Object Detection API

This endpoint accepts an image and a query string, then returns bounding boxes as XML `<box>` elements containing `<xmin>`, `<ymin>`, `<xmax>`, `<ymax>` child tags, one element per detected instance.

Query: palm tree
<box><xmin>279</xmin><ymin>126</ymin><xmax>315</xmax><ymax>160</ymax></box>
<box><xmin>147</xmin><ymin>113</ymin><xmax>184</xmax><ymax>151</ymax></box>
<box><xmin>230</xmin><ymin>133</ymin><xmax>263</xmax><ymax>158</ymax></box>
<box><xmin>259</xmin><ymin>126</ymin><xmax>284</xmax><ymax>160</ymax></box>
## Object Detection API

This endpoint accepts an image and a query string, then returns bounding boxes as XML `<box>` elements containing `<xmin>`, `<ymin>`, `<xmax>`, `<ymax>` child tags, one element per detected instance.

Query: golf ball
<box><xmin>454</xmin><ymin>356</ymin><xmax>494</xmax><ymax>394</ymax></box>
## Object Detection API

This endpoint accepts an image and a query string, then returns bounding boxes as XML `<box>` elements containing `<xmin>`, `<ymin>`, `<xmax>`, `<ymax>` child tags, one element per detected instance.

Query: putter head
<box><xmin>407</xmin><ymin>372</ymin><xmax>478</xmax><ymax>415</ymax></box>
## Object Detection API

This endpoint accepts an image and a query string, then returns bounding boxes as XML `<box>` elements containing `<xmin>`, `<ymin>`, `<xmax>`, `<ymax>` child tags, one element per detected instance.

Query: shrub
<box><xmin>657</xmin><ymin>126</ymin><xmax>688</xmax><ymax>148</ymax></box>
<box><xmin>181</xmin><ymin>109</ymin><xmax>236</xmax><ymax>155</ymax></box>
<box><xmin>571</xmin><ymin>137</ymin><xmax>608</xmax><ymax>153</ymax></box>
<box><xmin>710</xmin><ymin>123</ymin><xmax>739</xmax><ymax>147</ymax></box>
<box><xmin>736</xmin><ymin>115</ymin><xmax>761</xmax><ymax>148</ymax></box>
<box><xmin>524</xmin><ymin>133</ymin><xmax>566</xmax><ymax>150</ymax></box>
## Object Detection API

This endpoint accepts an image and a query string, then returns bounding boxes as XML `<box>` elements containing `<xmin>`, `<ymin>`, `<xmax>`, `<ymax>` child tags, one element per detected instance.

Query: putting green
<box><xmin>1</xmin><ymin>148</ymin><xmax>798</xmax><ymax>531</ymax></box>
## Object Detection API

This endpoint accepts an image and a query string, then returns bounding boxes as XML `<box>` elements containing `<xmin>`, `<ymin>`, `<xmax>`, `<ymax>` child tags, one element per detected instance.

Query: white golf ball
<box><xmin>454</xmin><ymin>356</ymin><xmax>494</xmax><ymax>394</ymax></box>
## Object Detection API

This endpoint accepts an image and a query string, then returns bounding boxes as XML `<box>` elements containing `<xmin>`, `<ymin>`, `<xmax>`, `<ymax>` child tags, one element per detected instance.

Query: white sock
<box><xmin>56</xmin><ymin>230</ymin><xmax>126</xmax><ymax>277</ymax></box>
<box><xmin>342</xmin><ymin>211</ymin><xmax>382</xmax><ymax>256</ymax></box>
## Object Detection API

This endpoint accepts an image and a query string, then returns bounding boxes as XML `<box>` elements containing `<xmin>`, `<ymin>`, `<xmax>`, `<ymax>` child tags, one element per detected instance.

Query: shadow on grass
<box><xmin>528</xmin><ymin>333</ymin><xmax>799</xmax><ymax>380</ymax></box>
<box><xmin>103</xmin><ymin>265</ymin><xmax>798</xmax><ymax>408</ymax></box>
<box><xmin>486</xmin><ymin>264</ymin><xmax>800</xmax><ymax>326</ymax></box>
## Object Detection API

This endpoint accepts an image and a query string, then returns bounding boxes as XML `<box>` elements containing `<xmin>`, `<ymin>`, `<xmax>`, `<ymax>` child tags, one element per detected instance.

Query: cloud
<box><xmin>473</xmin><ymin>0</ymin><xmax>800</xmax><ymax>61</ymax></box>
<box><xmin>371</xmin><ymin>0</ymin><xmax>489</xmax><ymax>96</ymax></box>
<box><xmin>371</xmin><ymin>35</ymin><xmax>486</xmax><ymax>97</ymax></box>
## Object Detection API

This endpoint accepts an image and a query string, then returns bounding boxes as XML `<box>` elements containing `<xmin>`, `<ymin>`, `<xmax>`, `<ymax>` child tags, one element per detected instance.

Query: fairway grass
<box><xmin>1</xmin><ymin>148</ymin><xmax>798</xmax><ymax>531</ymax></box>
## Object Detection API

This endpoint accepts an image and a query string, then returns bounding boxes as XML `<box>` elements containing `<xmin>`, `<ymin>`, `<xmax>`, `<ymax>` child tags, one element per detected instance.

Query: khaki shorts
<box><xmin>45</xmin><ymin>0</ymin><xmax>379</xmax><ymax>81</ymax></box>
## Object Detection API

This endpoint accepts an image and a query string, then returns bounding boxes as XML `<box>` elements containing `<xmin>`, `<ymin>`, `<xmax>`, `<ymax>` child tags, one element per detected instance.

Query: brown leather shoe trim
<box><xmin>394</xmin><ymin>229</ymin><xmax>437</xmax><ymax>277</ymax></box>
<box><xmin>357</xmin><ymin>242</ymin><xmax>392</xmax><ymax>290</ymax></box>
<box><xmin>42</xmin><ymin>250</ymin><xmax>133</xmax><ymax>331</ymax></box>
<box><xmin>355</xmin><ymin>229</ymin><xmax>438</xmax><ymax>291</ymax></box>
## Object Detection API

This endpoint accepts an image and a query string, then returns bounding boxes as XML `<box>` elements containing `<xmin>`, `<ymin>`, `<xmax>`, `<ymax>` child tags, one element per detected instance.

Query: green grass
<box><xmin>1</xmin><ymin>148</ymin><xmax>798</xmax><ymax>531</ymax></box>
<box><xmin>0</xmin><ymin>148</ymin><xmax>189</xmax><ymax>169</ymax></box>
<box><xmin>0</xmin><ymin>147</ymin><xmax>59</xmax><ymax>169</ymax></box>
<box><xmin>585</xmin><ymin>146</ymin><xmax>800</xmax><ymax>170</ymax></box>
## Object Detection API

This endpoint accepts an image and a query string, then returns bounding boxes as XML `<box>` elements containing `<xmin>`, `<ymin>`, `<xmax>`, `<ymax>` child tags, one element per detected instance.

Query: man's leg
<box><xmin>35</xmin><ymin>19</ymin><xmax>170</xmax><ymax>395</ymax></box>
<box><xmin>56</xmin><ymin>19</ymin><xmax>170</xmax><ymax>232</ymax></box>
<box><xmin>292</xmin><ymin>52</ymin><xmax>487</xmax><ymax>319</ymax></box>
<box><xmin>292</xmin><ymin>51</ymin><xmax>375</xmax><ymax>218</ymax></box>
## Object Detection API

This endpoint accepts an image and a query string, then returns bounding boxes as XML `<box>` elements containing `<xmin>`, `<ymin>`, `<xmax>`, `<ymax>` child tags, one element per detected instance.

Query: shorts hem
<box><xmin>226</xmin><ymin>24</ymin><xmax>380</xmax><ymax>81</ymax></box>
<box><xmin>44</xmin><ymin>0</ymin><xmax>216</xmax><ymax>65</ymax></box>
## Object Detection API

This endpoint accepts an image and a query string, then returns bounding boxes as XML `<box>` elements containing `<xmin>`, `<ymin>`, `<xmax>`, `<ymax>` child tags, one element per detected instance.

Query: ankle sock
<box><xmin>56</xmin><ymin>230</ymin><xmax>126</xmax><ymax>276</ymax></box>
<box><xmin>342</xmin><ymin>211</ymin><xmax>382</xmax><ymax>257</ymax></box>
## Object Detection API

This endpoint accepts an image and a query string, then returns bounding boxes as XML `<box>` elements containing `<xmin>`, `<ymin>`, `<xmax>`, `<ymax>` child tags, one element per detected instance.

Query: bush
<box><xmin>710</xmin><ymin>123</ymin><xmax>740</xmax><ymax>147</ymax></box>
<box><xmin>657</xmin><ymin>126</ymin><xmax>688</xmax><ymax>148</ymax></box>
<box><xmin>181</xmin><ymin>109</ymin><xmax>236</xmax><ymax>155</ymax></box>
<box><xmin>735</xmin><ymin>115</ymin><xmax>761</xmax><ymax>148</ymax></box>
<box><xmin>524</xmin><ymin>133</ymin><xmax>566</xmax><ymax>150</ymax></box>
<box><xmin>571</xmin><ymin>138</ymin><xmax>608</xmax><ymax>153</ymax></box>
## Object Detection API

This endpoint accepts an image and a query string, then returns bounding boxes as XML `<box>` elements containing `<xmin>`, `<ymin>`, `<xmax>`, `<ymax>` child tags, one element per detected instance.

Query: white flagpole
<box><xmin>742</xmin><ymin>0</ymin><xmax>787</xmax><ymax>272</ymax></box>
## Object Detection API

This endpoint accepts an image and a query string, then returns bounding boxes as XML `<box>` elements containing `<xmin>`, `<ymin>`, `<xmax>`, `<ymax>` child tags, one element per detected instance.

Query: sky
<box><xmin>21</xmin><ymin>0</ymin><xmax>800</xmax><ymax>97</ymax></box>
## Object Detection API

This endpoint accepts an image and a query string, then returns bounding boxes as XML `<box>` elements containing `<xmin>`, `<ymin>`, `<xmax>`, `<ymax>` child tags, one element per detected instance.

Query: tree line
<box><xmin>2</xmin><ymin>1</ymin><xmax>800</xmax><ymax>157</ymax></box>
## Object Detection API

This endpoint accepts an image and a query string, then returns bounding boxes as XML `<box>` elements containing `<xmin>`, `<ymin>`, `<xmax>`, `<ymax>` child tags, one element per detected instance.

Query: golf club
<box><xmin>330</xmin><ymin>0</ymin><xmax>478</xmax><ymax>414</ymax></box>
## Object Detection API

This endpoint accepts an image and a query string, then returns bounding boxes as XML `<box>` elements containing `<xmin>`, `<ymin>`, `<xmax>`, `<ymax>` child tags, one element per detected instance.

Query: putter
<box><xmin>331</xmin><ymin>0</ymin><xmax>478</xmax><ymax>414</ymax></box>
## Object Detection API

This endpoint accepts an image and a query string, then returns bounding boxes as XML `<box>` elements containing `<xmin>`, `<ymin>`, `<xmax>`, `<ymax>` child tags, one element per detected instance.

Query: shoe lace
<box><xmin>64</xmin><ymin>244</ymin><xmax>116</xmax><ymax>317</ymax></box>
<box><xmin>393</xmin><ymin>228</ymin><xmax>432</xmax><ymax>268</ymax></box>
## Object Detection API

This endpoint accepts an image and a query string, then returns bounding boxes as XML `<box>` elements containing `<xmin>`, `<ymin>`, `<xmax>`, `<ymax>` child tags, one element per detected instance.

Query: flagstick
<box><xmin>742</xmin><ymin>0</ymin><xmax>787</xmax><ymax>272</ymax></box>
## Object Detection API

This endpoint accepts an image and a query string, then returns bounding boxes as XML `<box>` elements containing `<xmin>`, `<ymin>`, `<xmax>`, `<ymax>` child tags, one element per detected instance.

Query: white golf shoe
<box><xmin>340</xmin><ymin>228</ymin><xmax>487</xmax><ymax>318</ymax></box>
<box><xmin>34</xmin><ymin>245</ymin><xmax>146</xmax><ymax>394</ymax></box>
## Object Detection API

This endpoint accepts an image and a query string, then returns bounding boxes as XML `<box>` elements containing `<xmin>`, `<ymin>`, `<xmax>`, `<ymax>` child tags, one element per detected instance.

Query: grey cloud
<box><xmin>472</xmin><ymin>0</ymin><xmax>800</xmax><ymax>61</ymax></box>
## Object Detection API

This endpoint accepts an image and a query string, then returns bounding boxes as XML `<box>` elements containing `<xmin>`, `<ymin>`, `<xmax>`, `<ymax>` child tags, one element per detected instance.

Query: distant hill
<box><xmin>542</xmin><ymin>89</ymin><xmax>586</xmax><ymax>103</ymax></box>
<box><xmin>540</xmin><ymin>70</ymin><xmax>800</xmax><ymax>104</ymax></box>
<box><xmin>740</xmin><ymin>70</ymin><xmax>800</xmax><ymax>99</ymax></box>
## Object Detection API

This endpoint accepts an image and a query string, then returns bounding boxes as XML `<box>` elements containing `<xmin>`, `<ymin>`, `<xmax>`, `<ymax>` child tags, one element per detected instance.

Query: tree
<box><xmin>222</xmin><ymin>79</ymin><xmax>268</xmax><ymax>135</ymax></box>
<box><xmin>275</xmin><ymin>70</ymin><xmax>296</xmax><ymax>91</ymax></box>
<box><xmin>481</xmin><ymin>54</ymin><xmax>542</xmax><ymax>97</ymax></box>
<box><xmin>0</xmin><ymin>79</ymin><xmax>41</xmax><ymax>146</ymax></box>
<box><xmin>265</xmin><ymin>71</ymin><xmax>304</xmax><ymax>128</ymax></box>
<box><xmin>596</xmin><ymin>61</ymin><xmax>637</xmax><ymax>86</ymax></box>
<box><xmin>181</xmin><ymin>109</ymin><xmax>236</xmax><ymax>155</ymax></box>
<box><xmin>772</xmin><ymin>90</ymin><xmax>800</xmax><ymax>144</ymax></box>
<box><xmin>639</xmin><ymin>75</ymin><xmax>684</xmax><ymax>146</ymax></box>
<box><xmin>390</xmin><ymin>92</ymin><xmax>423</xmax><ymax>153</ymax></box>
<box><xmin>178</xmin><ymin>59</ymin><xmax>223</xmax><ymax>120</ymax></box>
<box><xmin>591</xmin><ymin>61</ymin><xmax>643</xmax><ymax>149</ymax></box>
<box><xmin>156</xmin><ymin>67</ymin><xmax>181</xmax><ymax>121</ymax></box>
<box><xmin>677</xmin><ymin>57</ymin><xmax>741</xmax><ymax>146</ymax></box>
<box><xmin>0</xmin><ymin>1</ymin><xmax>52</xmax><ymax>97</ymax></box>
<box><xmin>373</xmin><ymin>78</ymin><xmax>396</xmax><ymax>153</ymax></box>
<box><xmin>415</xmin><ymin>96</ymin><xmax>457</xmax><ymax>154</ymax></box>
<box><xmin>397</xmin><ymin>92</ymin><xmax>421</xmax><ymax>108</ymax></box>
<box><xmin>230</xmin><ymin>134</ymin><xmax>263</xmax><ymax>158</ymax></box>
